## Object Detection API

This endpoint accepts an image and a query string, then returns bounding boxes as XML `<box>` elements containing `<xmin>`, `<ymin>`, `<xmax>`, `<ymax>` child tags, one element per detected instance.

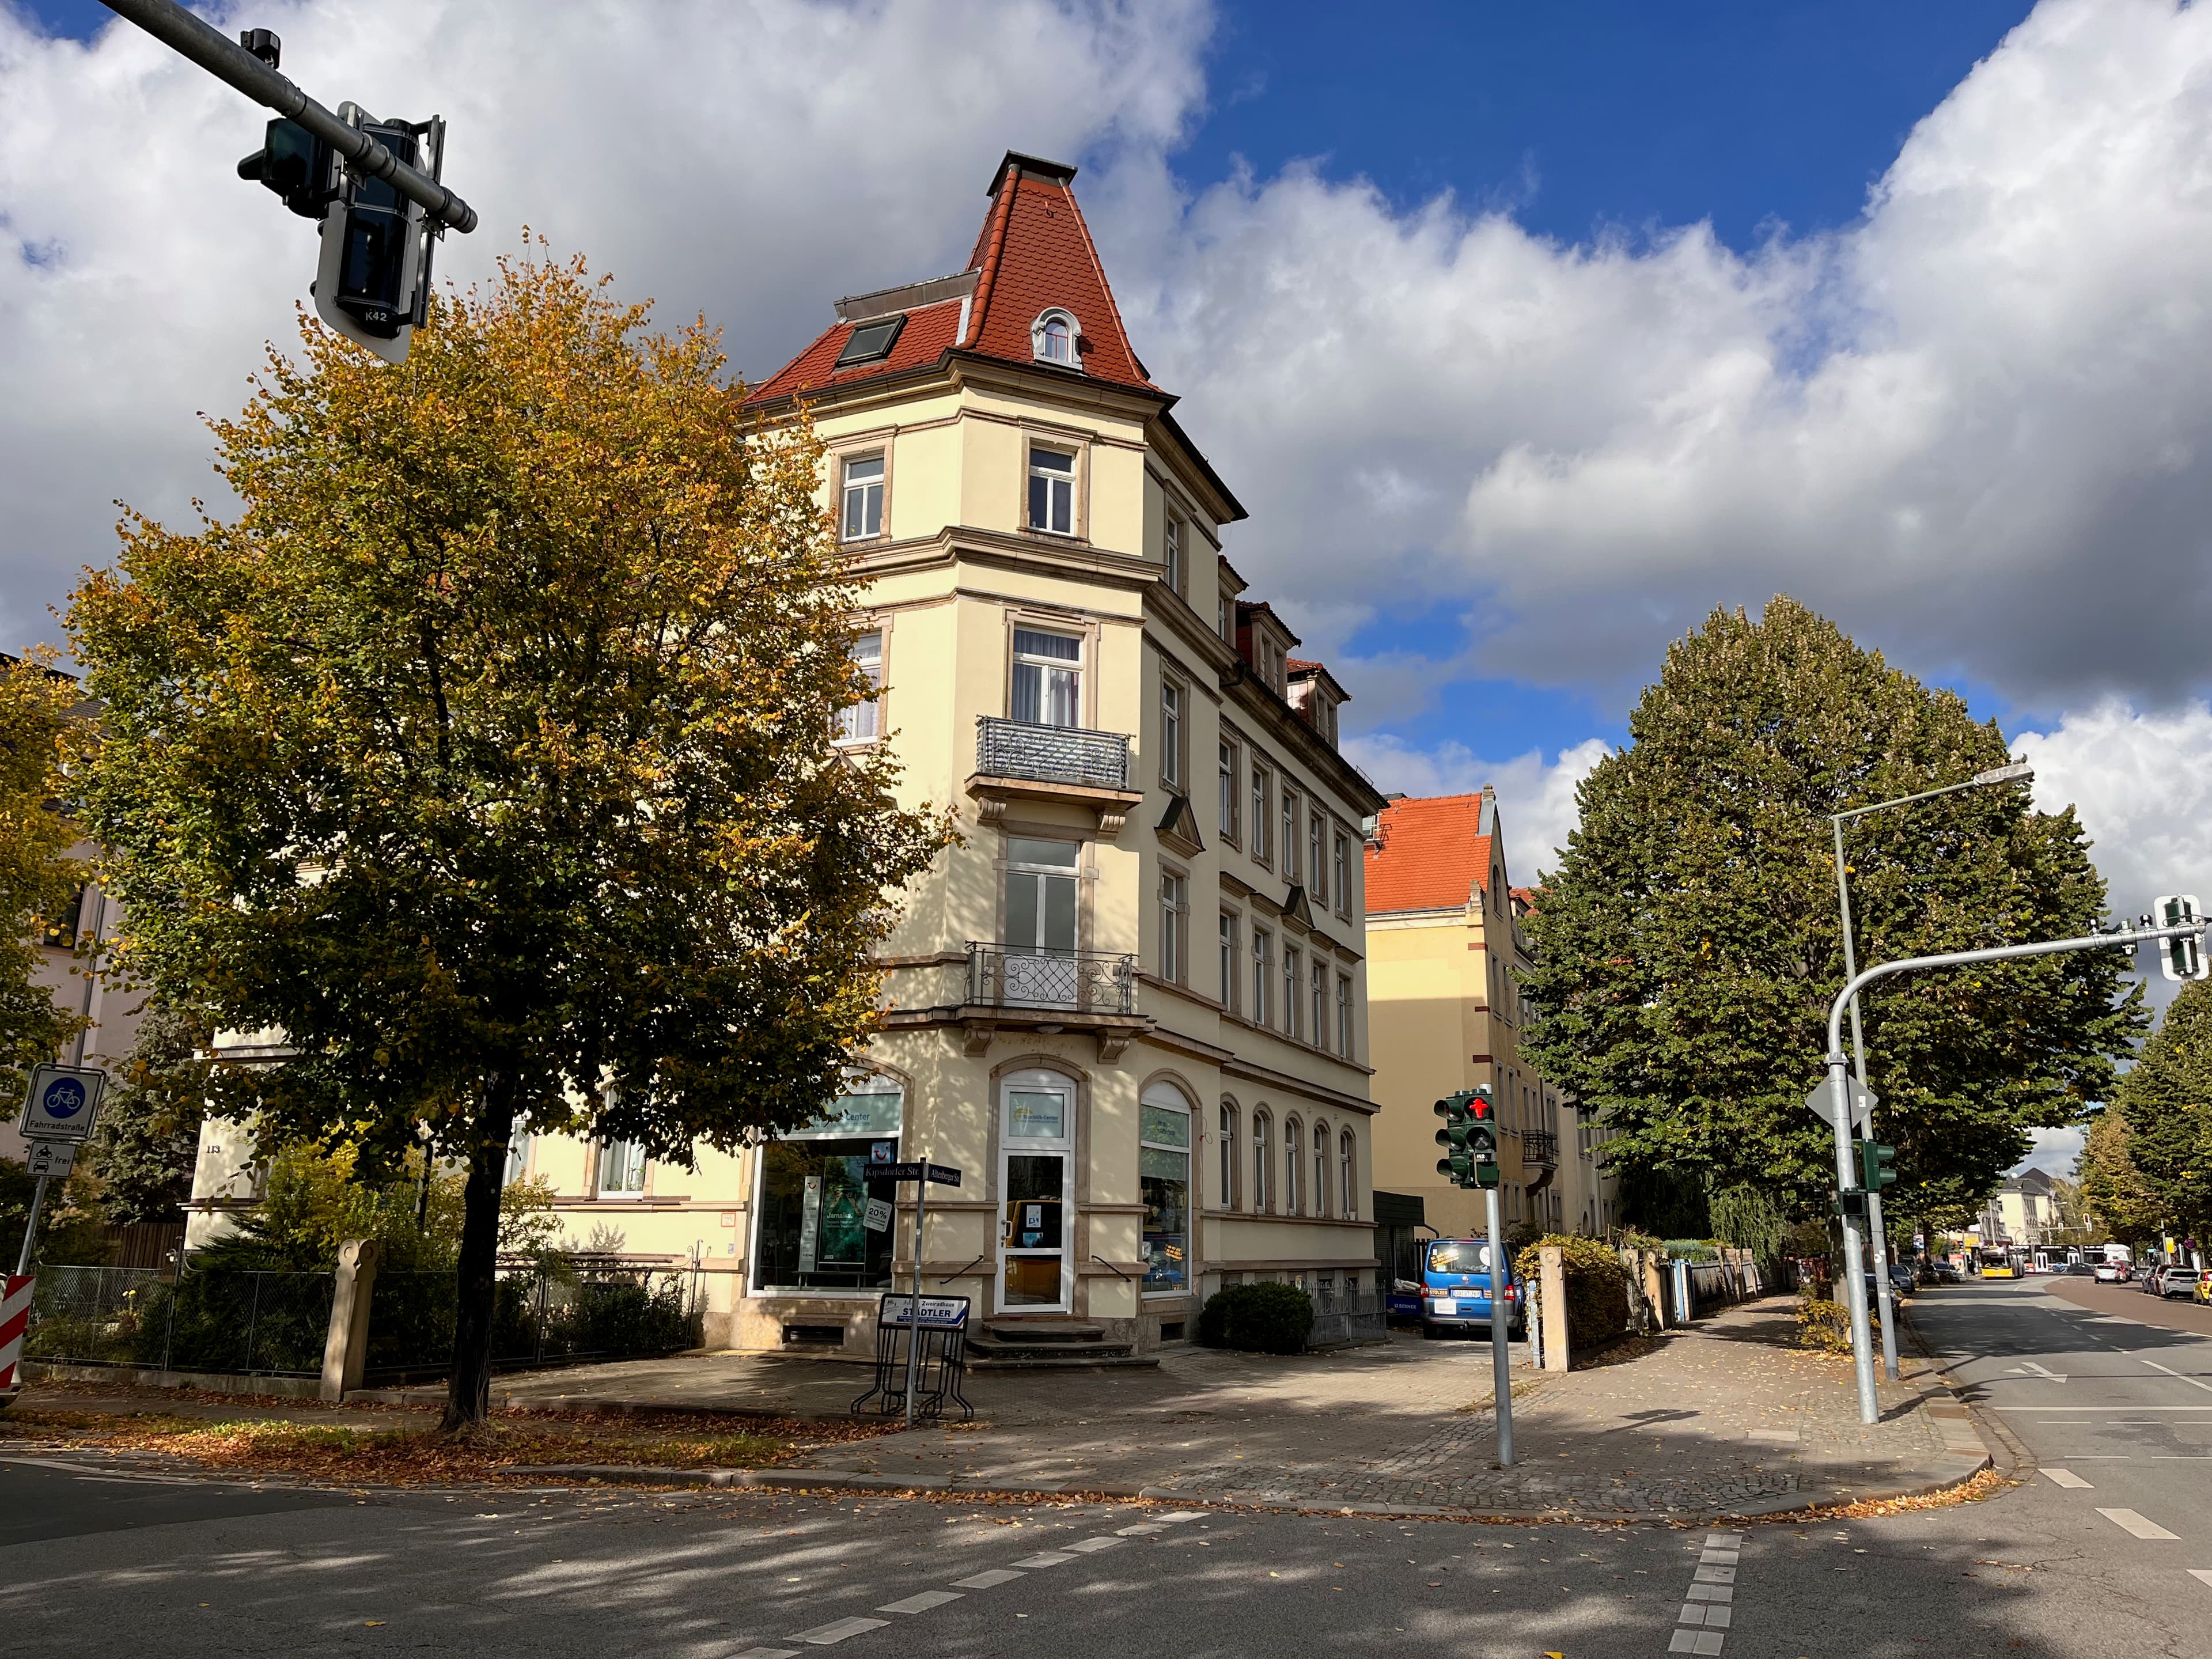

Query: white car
<box><xmin>2093</xmin><ymin>1262</ymin><xmax>2129</xmax><ymax>1283</ymax></box>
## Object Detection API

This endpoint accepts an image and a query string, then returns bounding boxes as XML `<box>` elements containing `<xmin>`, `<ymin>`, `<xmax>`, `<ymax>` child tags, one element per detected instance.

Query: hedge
<box><xmin>1513</xmin><ymin>1234</ymin><xmax>1630</xmax><ymax>1352</ymax></box>
<box><xmin>1198</xmin><ymin>1283</ymin><xmax>1314</xmax><ymax>1354</ymax></box>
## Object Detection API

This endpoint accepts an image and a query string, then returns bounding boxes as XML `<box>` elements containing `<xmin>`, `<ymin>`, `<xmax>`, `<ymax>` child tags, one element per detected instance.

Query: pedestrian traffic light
<box><xmin>2152</xmin><ymin>895</ymin><xmax>2207</xmax><ymax>982</ymax></box>
<box><xmin>236</xmin><ymin>116</ymin><xmax>339</xmax><ymax>219</ymax></box>
<box><xmin>1861</xmin><ymin>1142</ymin><xmax>1898</xmax><ymax>1193</ymax></box>
<box><xmin>1433</xmin><ymin>1088</ymin><xmax>1501</xmax><ymax>1190</ymax></box>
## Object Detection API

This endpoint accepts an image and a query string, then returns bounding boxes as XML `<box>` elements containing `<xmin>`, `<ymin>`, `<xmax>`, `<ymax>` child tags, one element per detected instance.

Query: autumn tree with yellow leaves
<box><xmin>69</xmin><ymin>252</ymin><xmax>950</xmax><ymax>1429</ymax></box>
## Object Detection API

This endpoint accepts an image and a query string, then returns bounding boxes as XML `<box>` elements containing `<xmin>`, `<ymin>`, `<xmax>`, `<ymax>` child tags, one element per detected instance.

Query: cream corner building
<box><xmin>189</xmin><ymin>151</ymin><xmax>1388</xmax><ymax>1363</ymax></box>
<box><xmin>1361</xmin><ymin>788</ymin><xmax>1617</xmax><ymax>1253</ymax></box>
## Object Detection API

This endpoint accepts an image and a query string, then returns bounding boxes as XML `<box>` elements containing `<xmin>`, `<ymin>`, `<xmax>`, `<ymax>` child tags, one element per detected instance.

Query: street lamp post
<box><xmin>1829</xmin><ymin>760</ymin><xmax>2033</xmax><ymax>1380</ymax></box>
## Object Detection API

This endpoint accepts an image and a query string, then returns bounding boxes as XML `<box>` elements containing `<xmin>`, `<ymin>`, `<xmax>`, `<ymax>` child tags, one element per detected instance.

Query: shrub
<box><xmin>1514</xmin><ymin>1234</ymin><xmax>1630</xmax><ymax>1351</ymax></box>
<box><xmin>1794</xmin><ymin>1289</ymin><xmax>1851</xmax><ymax>1353</ymax></box>
<box><xmin>1198</xmin><ymin>1283</ymin><xmax>1313</xmax><ymax>1354</ymax></box>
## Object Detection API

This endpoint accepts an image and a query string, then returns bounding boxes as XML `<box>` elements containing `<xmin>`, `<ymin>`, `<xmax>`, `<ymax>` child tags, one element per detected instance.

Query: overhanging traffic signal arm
<box><xmin>2153</xmin><ymin>895</ymin><xmax>2208</xmax><ymax>982</ymax></box>
<box><xmin>100</xmin><ymin>0</ymin><xmax>476</xmax><ymax>365</ymax></box>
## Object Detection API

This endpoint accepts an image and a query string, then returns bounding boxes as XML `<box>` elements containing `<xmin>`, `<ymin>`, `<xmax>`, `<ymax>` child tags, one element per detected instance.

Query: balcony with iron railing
<box><xmin>966</xmin><ymin>942</ymin><xmax>1138</xmax><ymax>1016</ymax></box>
<box><xmin>1520</xmin><ymin>1130</ymin><xmax>1559</xmax><ymax>1167</ymax></box>
<box><xmin>968</xmin><ymin>717</ymin><xmax>1144</xmax><ymax>834</ymax></box>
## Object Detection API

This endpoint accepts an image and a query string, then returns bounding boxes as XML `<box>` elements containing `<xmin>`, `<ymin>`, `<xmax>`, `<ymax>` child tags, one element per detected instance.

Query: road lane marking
<box><xmin>2098</xmin><ymin>1509</ymin><xmax>2181</xmax><ymax>1540</ymax></box>
<box><xmin>1992</xmin><ymin>1406</ymin><xmax>2212</xmax><ymax>1412</ymax></box>
<box><xmin>2190</xmin><ymin>1570</ymin><xmax>2212</xmax><ymax>1589</ymax></box>
<box><xmin>1065</xmin><ymin>1536</ymin><xmax>1124</xmax><ymax>1554</ymax></box>
<box><xmin>790</xmin><ymin>1618</ymin><xmax>890</xmax><ymax>1645</ymax></box>
<box><xmin>951</xmin><ymin>1569</ymin><xmax>1025</xmax><ymax>1589</ymax></box>
<box><xmin>2139</xmin><ymin>1359</ymin><xmax>2212</xmax><ymax>1393</ymax></box>
<box><xmin>1011</xmin><ymin>1552</ymin><xmax>1076</xmax><ymax>1568</ymax></box>
<box><xmin>2042</xmin><ymin>1468</ymin><xmax>2094</xmax><ymax>1488</ymax></box>
<box><xmin>877</xmin><ymin>1590</ymin><xmax>963</xmax><ymax>1615</ymax></box>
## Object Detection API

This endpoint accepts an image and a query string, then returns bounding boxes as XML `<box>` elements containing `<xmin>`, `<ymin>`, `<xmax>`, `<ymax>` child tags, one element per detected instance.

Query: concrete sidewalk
<box><xmin>16</xmin><ymin>1296</ymin><xmax>1992</xmax><ymax>1520</ymax></box>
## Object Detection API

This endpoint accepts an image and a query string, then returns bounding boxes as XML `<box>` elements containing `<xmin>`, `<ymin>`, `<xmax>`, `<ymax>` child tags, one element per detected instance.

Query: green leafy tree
<box><xmin>67</xmin><ymin>251</ymin><xmax>951</xmax><ymax>1429</ymax></box>
<box><xmin>2113</xmin><ymin>979</ymin><xmax>2212</xmax><ymax>1240</ymax></box>
<box><xmin>0</xmin><ymin>650</ymin><xmax>89</xmax><ymax>1104</ymax></box>
<box><xmin>1522</xmin><ymin>598</ymin><xmax>2138</xmax><ymax>1230</ymax></box>
<box><xmin>85</xmin><ymin>1000</ymin><xmax>211</xmax><ymax>1226</ymax></box>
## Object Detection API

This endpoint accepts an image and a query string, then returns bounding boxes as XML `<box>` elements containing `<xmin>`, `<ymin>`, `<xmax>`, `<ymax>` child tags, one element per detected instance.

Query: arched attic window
<box><xmin>1032</xmin><ymin>309</ymin><xmax>1079</xmax><ymax>368</ymax></box>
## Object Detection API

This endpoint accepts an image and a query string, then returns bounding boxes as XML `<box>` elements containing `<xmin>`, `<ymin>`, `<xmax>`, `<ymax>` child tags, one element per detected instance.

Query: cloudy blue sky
<box><xmin>6</xmin><ymin>1</ymin><xmax>2207</xmax><ymax>1165</ymax></box>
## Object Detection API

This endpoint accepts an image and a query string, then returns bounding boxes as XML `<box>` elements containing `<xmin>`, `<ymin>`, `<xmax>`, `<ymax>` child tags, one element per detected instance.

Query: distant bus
<box><xmin>1976</xmin><ymin>1247</ymin><xmax>2023</xmax><ymax>1279</ymax></box>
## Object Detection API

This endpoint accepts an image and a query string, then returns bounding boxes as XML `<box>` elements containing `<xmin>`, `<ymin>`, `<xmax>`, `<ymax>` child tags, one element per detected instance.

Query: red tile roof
<box><xmin>1364</xmin><ymin>793</ymin><xmax>1494</xmax><ymax>915</ymax></box>
<box><xmin>745</xmin><ymin>151</ymin><xmax>1156</xmax><ymax>406</ymax></box>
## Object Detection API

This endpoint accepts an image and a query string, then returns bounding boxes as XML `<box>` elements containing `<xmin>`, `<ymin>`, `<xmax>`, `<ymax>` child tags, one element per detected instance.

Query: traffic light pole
<box><xmin>1485</xmin><ymin>1182</ymin><xmax>1514</xmax><ymax>1468</ymax></box>
<box><xmin>96</xmin><ymin>0</ymin><xmax>478</xmax><ymax>233</ymax></box>
<box><xmin>1826</xmin><ymin>916</ymin><xmax>2206</xmax><ymax>1425</ymax></box>
<box><xmin>1830</xmin><ymin>814</ymin><xmax>1901</xmax><ymax>1381</ymax></box>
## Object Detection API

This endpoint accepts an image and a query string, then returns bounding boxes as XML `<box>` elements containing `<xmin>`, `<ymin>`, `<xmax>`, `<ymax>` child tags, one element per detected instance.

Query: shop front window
<box><xmin>1140</xmin><ymin>1085</ymin><xmax>1192</xmax><ymax>1295</ymax></box>
<box><xmin>751</xmin><ymin>1075</ymin><xmax>903</xmax><ymax>1294</ymax></box>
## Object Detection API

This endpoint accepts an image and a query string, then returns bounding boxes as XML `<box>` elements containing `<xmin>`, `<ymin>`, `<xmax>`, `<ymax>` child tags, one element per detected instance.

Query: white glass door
<box><xmin>999</xmin><ymin>1074</ymin><xmax>1074</xmax><ymax>1312</ymax></box>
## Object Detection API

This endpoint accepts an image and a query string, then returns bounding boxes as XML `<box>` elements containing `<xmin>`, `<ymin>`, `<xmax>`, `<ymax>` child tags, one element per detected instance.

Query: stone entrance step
<box><xmin>966</xmin><ymin>1319</ymin><xmax>1156</xmax><ymax>1370</ymax></box>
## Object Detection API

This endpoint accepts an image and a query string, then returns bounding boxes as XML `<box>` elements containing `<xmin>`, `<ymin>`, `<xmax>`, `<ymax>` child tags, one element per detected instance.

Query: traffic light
<box><xmin>237</xmin><ymin>117</ymin><xmax>339</xmax><ymax>219</ymax></box>
<box><xmin>1433</xmin><ymin>1088</ymin><xmax>1501</xmax><ymax>1190</ymax></box>
<box><xmin>310</xmin><ymin>110</ymin><xmax>446</xmax><ymax>365</ymax></box>
<box><xmin>1860</xmin><ymin>1141</ymin><xmax>1898</xmax><ymax>1194</ymax></box>
<box><xmin>2152</xmin><ymin>895</ymin><xmax>2207</xmax><ymax>982</ymax></box>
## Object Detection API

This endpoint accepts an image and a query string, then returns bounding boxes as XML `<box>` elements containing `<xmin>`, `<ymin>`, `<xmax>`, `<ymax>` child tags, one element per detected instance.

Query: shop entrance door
<box><xmin>999</xmin><ymin>1073</ymin><xmax>1074</xmax><ymax>1313</ymax></box>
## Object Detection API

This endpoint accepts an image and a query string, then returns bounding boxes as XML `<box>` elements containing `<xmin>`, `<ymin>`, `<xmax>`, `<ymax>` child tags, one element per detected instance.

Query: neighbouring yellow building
<box><xmin>191</xmin><ymin>151</ymin><xmax>1388</xmax><ymax>1363</ymax></box>
<box><xmin>1362</xmin><ymin>788</ymin><xmax>1616</xmax><ymax>1255</ymax></box>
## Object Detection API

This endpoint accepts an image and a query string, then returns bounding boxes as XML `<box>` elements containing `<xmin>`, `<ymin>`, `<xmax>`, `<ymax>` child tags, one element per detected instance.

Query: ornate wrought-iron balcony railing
<box><xmin>967</xmin><ymin>942</ymin><xmax>1138</xmax><ymax>1014</ymax></box>
<box><xmin>1521</xmin><ymin>1130</ymin><xmax>1560</xmax><ymax>1166</ymax></box>
<box><xmin>975</xmin><ymin>717</ymin><xmax>1131</xmax><ymax>790</ymax></box>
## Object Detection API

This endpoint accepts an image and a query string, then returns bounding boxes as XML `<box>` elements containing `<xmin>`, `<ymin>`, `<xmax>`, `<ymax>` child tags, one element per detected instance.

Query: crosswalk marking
<box><xmin>2042</xmin><ymin>1468</ymin><xmax>2093</xmax><ymax>1488</ymax></box>
<box><xmin>2098</xmin><ymin>1508</ymin><xmax>2181</xmax><ymax>1540</ymax></box>
<box><xmin>2189</xmin><ymin>1570</ymin><xmax>2212</xmax><ymax>1590</ymax></box>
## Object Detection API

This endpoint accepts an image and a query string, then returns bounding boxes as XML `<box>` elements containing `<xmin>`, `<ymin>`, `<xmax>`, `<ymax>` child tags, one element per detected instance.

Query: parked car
<box><xmin>1888</xmin><ymin>1264</ymin><xmax>1918</xmax><ymax>1298</ymax></box>
<box><xmin>2195</xmin><ymin>1271</ymin><xmax>2212</xmax><ymax>1306</ymax></box>
<box><xmin>1932</xmin><ymin>1261</ymin><xmax>1963</xmax><ymax>1283</ymax></box>
<box><xmin>2092</xmin><ymin>1260</ymin><xmax>2130</xmax><ymax>1283</ymax></box>
<box><xmin>2163</xmin><ymin>1266</ymin><xmax>2202</xmax><ymax>1300</ymax></box>
<box><xmin>1418</xmin><ymin>1237</ymin><xmax>1524</xmax><ymax>1339</ymax></box>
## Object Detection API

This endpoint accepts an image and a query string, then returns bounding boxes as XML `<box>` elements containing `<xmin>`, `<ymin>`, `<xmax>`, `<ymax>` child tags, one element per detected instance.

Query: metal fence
<box><xmin>365</xmin><ymin>1257</ymin><xmax>703</xmax><ymax>1380</ymax></box>
<box><xmin>975</xmin><ymin>717</ymin><xmax>1130</xmax><ymax>789</ymax></box>
<box><xmin>1309</xmin><ymin>1281</ymin><xmax>1387</xmax><ymax>1347</ymax></box>
<box><xmin>26</xmin><ymin>1264</ymin><xmax>335</xmax><ymax>1377</ymax></box>
<box><xmin>967</xmin><ymin>942</ymin><xmax>1138</xmax><ymax>1013</ymax></box>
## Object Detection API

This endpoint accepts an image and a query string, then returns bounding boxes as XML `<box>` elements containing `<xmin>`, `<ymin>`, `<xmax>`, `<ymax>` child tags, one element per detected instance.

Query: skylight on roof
<box><xmin>836</xmin><ymin>314</ymin><xmax>906</xmax><ymax>368</ymax></box>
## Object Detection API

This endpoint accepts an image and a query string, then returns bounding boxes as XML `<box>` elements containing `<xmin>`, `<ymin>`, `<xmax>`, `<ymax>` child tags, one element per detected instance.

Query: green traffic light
<box><xmin>1860</xmin><ymin>1142</ymin><xmax>1898</xmax><ymax>1192</ymax></box>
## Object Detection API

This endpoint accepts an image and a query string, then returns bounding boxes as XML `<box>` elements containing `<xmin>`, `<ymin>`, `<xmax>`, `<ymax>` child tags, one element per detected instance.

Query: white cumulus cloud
<box><xmin>1343</xmin><ymin>733</ymin><xmax>1609</xmax><ymax>887</ymax></box>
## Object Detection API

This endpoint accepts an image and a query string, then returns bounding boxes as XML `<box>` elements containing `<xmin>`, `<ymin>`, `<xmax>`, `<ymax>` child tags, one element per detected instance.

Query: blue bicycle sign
<box><xmin>16</xmin><ymin>1063</ymin><xmax>106</xmax><ymax>1143</ymax></box>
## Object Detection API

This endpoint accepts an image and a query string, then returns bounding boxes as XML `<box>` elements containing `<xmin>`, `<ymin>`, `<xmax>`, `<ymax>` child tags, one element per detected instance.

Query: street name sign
<box><xmin>877</xmin><ymin>1161</ymin><xmax>964</xmax><ymax>1187</ymax></box>
<box><xmin>16</xmin><ymin>1064</ymin><xmax>107</xmax><ymax>1143</ymax></box>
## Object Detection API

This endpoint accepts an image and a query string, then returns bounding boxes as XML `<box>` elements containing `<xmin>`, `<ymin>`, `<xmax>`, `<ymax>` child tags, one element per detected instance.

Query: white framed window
<box><xmin>502</xmin><ymin>1132</ymin><xmax>532</xmax><ymax>1187</ymax></box>
<box><xmin>1011</xmin><ymin>627</ymin><xmax>1082</xmax><ymax>727</ymax></box>
<box><xmin>1032</xmin><ymin>308</ymin><xmax>1078</xmax><ymax>367</ymax></box>
<box><xmin>1251</xmin><ymin>928</ymin><xmax>1272</xmax><ymax>1027</ymax></box>
<box><xmin>1027</xmin><ymin>445</ymin><xmax>1076</xmax><ymax>534</ymax></box>
<box><xmin>835</xmin><ymin>630</ymin><xmax>883</xmax><ymax>744</ymax></box>
<box><xmin>1219</xmin><ymin>1100</ymin><xmax>1239</xmax><ymax>1209</ymax></box>
<box><xmin>1252</xmin><ymin>1110</ymin><xmax>1272</xmax><ymax>1213</ymax></box>
<box><xmin>1283</xmin><ymin>945</ymin><xmax>1301</xmax><ymax>1039</ymax></box>
<box><xmin>1219</xmin><ymin>912</ymin><xmax>1239</xmax><ymax>1012</ymax></box>
<box><xmin>1310</xmin><ymin>959</ymin><xmax>1328</xmax><ymax>1047</ymax></box>
<box><xmin>1333</xmin><ymin>832</ymin><xmax>1351</xmax><ymax>915</ymax></box>
<box><xmin>1160</xmin><ymin>677</ymin><xmax>1184</xmax><ymax>789</ymax></box>
<box><xmin>1313</xmin><ymin>1121</ymin><xmax>1330</xmax><ymax>1218</ymax></box>
<box><xmin>1006</xmin><ymin>836</ymin><xmax>1081</xmax><ymax>958</ymax></box>
<box><xmin>1140</xmin><ymin>1084</ymin><xmax>1192</xmax><ymax>1294</ymax></box>
<box><xmin>1281</xmin><ymin>787</ymin><xmax>1300</xmax><ymax>885</ymax></box>
<box><xmin>1283</xmin><ymin>1116</ymin><xmax>1303</xmax><ymax>1215</ymax></box>
<box><xmin>1218</xmin><ymin>741</ymin><xmax>1239</xmax><ymax>841</ymax></box>
<box><xmin>1252</xmin><ymin>764</ymin><xmax>1271</xmax><ymax>864</ymax></box>
<box><xmin>1160</xmin><ymin>868</ymin><xmax>1187</xmax><ymax>984</ymax></box>
<box><xmin>840</xmin><ymin>452</ymin><xmax>884</xmax><ymax>540</ymax></box>
<box><xmin>1339</xmin><ymin>1129</ymin><xmax>1357</xmax><ymax>1220</ymax></box>
<box><xmin>1164</xmin><ymin>515</ymin><xmax>1184</xmax><ymax>595</ymax></box>
<box><xmin>1309</xmin><ymin>813</ymin><xmax>1326</xmax><ymax>905</ymax></box>
<box><xmin>597</xmin><ymin>1140</ymin><xmax>647</xmax><ymax>1197</ymax></box>
<box><xmin>1217</xmin><ymin>593</ymin><xmax>1230</xmax><ymax>641</ymax></box>
<box><xmin>751</xmin><ymin>1073</ymin><xmax>904</xmax><ymax>1295</ymax></box>
<box><xmin>1336</xmin><ymin>974</ymin><xmax>1353</xmax><ymax>1058</ymax></box>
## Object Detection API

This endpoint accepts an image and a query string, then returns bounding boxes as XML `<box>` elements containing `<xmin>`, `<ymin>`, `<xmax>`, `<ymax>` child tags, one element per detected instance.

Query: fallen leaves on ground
<box><xmin>0</xmin><ymin>1405</ymin><xmax>895</xmax><ymax>1487</ymax></box>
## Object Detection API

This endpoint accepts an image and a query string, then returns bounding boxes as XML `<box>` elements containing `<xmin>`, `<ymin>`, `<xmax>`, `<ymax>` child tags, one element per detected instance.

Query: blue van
<box><xmin>1419</xmin><ymin>1237</ymin><xmax>1522</xmax><ymax>1338</ymax></box>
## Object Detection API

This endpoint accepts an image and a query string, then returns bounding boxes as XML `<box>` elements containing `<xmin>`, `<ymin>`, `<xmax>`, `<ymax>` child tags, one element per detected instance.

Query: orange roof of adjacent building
<box><xmin>744</xmin><ymin>151</ymin><xmax>1156</xmax><ymax>406</ymax></box>
<box><xmin>1364</xmin><ymin>791</ymin><xmax>1494</xmax><ymax>915</ymax></box>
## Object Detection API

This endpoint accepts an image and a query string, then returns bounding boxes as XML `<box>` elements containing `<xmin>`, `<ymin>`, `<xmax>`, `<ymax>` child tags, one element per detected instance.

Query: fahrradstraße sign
<box><xmin>16</xmin><ymin>1063</ymin><xmax>107</xmax><ymax>1143</ymax></box>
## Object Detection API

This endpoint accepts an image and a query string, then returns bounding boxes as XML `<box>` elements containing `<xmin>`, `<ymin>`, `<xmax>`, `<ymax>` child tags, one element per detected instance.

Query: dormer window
<box><xmin>836</xmin><ymin>313</ymin><xmax>906</xmax><ymax>367</ymax></box>
<box><xmin>1032</xmin><ymin>309</ymin><xmax>1078</xmax><ymax>368</ymax></box>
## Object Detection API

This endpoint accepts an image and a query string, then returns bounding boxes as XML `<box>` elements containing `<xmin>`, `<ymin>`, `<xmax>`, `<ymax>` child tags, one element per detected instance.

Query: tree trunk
<box><xmin>440</xmin><ymin>1082</ymin><xmax>516</xmax><ymax>1433</ymax></box>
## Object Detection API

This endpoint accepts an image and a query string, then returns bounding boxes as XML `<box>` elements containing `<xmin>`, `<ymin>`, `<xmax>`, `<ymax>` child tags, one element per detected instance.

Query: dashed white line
<box><xmin>789</xmin><ymin>1616</ymin><xmax>889</xmax><ymax>1646</ymax></box>
<box><xmin>2098</xmin><ymin>1508</ymin><xmax>2181</xmax><ymax>1540</ymax></box>
<box><xmin>1066</xmin><ymin>1536</ymin><xmax>1125</xmax><ymax>1554</ymax></box>
<box><xmin>1668</xmin><ymin>1531</ymin><xmax>1743</xmax><ymax>1653</ymax></box>
<box><xmin>1011</xmin><ymin>1551</ymin><xmax>1077</xmax><ymax>1569</ymax></box>
<box><xmin>2189</xmin><ymin>1570</ymin><xmax>2212</xmax><ymax>1590</ymax></box>
<box><xmin>951</xmin><ymin>1569</ymin><xmax>1026</xmax><ymax>1589</ymax></box>
<box><xmin>2042</xmin><ymin>1468</ymin><xmax>2094</xmax><ymax>1489</ymax></box>
<box><xmin>2139</xmin><ymin>1358</ymin><xmax>2212</xmax><ymax>1393</ymax></box>
<box><xmin>877</xmin><ymin>1590</ymin><xmax>963</xmax><ymax>1615</ymax></box>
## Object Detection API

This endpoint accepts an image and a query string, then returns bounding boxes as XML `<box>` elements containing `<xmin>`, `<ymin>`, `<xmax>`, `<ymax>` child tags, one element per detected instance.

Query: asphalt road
<box><xmin>4</xmin><ymin>1283</ymin><xmax>2210</xmax><ymax>1658</ymax></box>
